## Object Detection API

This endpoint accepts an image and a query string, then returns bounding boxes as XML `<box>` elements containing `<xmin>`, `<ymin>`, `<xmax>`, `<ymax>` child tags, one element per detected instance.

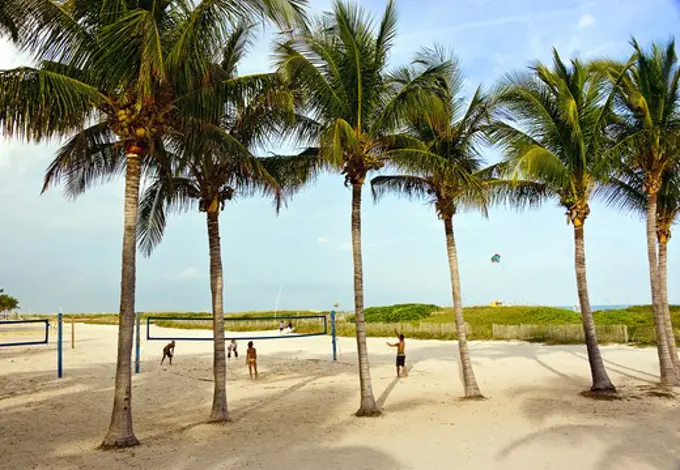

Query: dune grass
<box><xmin>67</xmin><ymin>310</ymin><xmax>323</xmax><ymax>326</ymax></box>
<box><xmin>32</xmin><ymin>304</ymin><xmax>679</xmax><ymax>345</ymax></box>
<box><xmin>341</xmin><ymin>304</ymin><xmax>680</xmax><ymax>345</ymax></box>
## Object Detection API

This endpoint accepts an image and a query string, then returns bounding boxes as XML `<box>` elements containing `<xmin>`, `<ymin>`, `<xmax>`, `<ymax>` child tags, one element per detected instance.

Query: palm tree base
<box><xmin>579</xmin><ymin>389</ymin><xmax>621</xmax><ymax>401</ymax></box>
<box><xmin>99</xmin><ymin>435</ymin><xmax>140</xmax><ymax>450</ymax></box>
<box><xmin>207</xmin><ymin>414</ymin><xmax>231</xmax><ymax>424</ymax></box>
<box><xmin>589</xmin><ymin>383</ymin><xmax>617</xmax><ymax>393</ymax></box>
<box><xmin>462</xmin><ymin>393</ymin><xmax>486</xmax><ymax>401</ymax></box>
<box><xmin>355</xmin><ymin>405</ymin><xmax>382</xmax><ymax>417</ymax></box>
<box><xmin>659</xmin><ymin>377</ymin><xmax>680</xmax><ymax>389</ymax></box>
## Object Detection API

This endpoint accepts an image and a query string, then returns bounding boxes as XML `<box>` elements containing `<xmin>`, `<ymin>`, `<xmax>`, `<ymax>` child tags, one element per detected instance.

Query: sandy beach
<box><xmin>0</xmin><ymin>323</ymin><xmax>678</xmax><ymax>470</ymax></box>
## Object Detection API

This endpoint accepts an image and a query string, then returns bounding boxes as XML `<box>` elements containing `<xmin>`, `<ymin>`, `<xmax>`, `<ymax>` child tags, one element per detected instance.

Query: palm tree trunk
<box><xmin>101</xmin><ymin>154</ymin><xmax>141</xmax><ymax>449</ymax></box>
<box><xmin>351</xmin><ymin>183</ymin><xmax>379</xmax><ymax>416</ymax></box>
<box><xmin>646</xmin><ymin>193</ymin><xmax>678</xmax><ymax>386</ymax></box>
<box><xmin>443</xmin><ymin>216</ymin><xmax>482</xmax><ymax>398</ymax></box>
<box><xmin>573</xmin><ymin>224</ymin><xmax>615</xmax><ymax>392</ymax></box>
<box><xmin>207</xmin><ymin>208</ymin><xmax>229</xmax><ymax>422</ymax></box>
<box><xmin>658</xmin><ymin>239</ymin><xmax>680</xmax><ymax>375</ymax></box>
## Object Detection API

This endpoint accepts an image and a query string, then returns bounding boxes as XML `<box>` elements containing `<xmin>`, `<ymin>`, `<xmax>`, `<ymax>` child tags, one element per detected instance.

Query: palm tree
<box><xmin>0</xmin><ymin>0</ymin><xmax>307</xmax><ymax>448</ymax></box>
<box><xmin>371</xmin><ymin>51</ymin><xmax>543</xmax><ymax>398</ymax></box>
<box><xmin>275</xmin><ymin>0</ymin><xmax>450</xmax><ymax>415</ymax></box>
<box><xmin>0</xmin><ymin>292</ymin><xmax>20</xmax><ymax>319</ymax></box>
<box><xmin>137</xmin><ymin>24</ymin><xmax>316</xmax><ymax>422</ymax></box>
<box><xmin>602</xmin><ymin>164</ymin><xmax>680</xmax><ymax>374</ymax></box>
<box><xmin>602</xmin><ymin>39</ymin><xmax>680</xmax><ymax>386</ymax></box>
<box><xmin>490</xmin><ymin>49</ymin><xmax>617</xmax><ymax>392</ymax></box>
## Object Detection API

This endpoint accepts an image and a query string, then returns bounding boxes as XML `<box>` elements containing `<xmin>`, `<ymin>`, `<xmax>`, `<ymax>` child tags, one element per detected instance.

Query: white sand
<box><xmin>0</xmin><ymin>323</ymin><xmax>678</xmax><ymax>470</ymax></box>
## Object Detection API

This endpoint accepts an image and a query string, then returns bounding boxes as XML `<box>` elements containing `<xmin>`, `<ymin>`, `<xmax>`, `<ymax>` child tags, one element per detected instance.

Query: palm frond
<box><xmin>137</xmin><ymin>176</ymin><xmax>199</xmax><ymax>256</ymax></box>
<box><xmin>486</xmin><ymin>179</ymin><xmax>549</xmax><ymax>211</ymax></box>
<box><xmin>221</xmin><ymin>22</ymin><xmax>255</xmax><ymax>77</ymax></box>
<box><xmin>275</xmin><ymin>39</ymin><xmax>348</xmax><ymax>123</ymax></box>
<box><xmin>597</xmin><ymin>169</ymin><xmax>647</xmax><ymax>216</ymax></box>
<box><xmin>92</xmin><ymin>9</ymin><xmax>166</xmax><ymax>97</ymax></box>
<box><xmin>175</xmin><ymin>72</ymin><xmax>284</xmax><ymax>123</ymax></box>
<box><xmin>320</xmin><ymin>118</ymin><xmax>360</xmax><ymax>168</ymax></box>
<box><xmin>370</xmin><ymin>175</ymin><xmax>432</xmax><ymax>203</ymax></box>
<box><xmin>42</xmin><ymin>122</ymin><xmax>125</xmax><ymax>199</ymax></box>
<box><xmin>505</xmin><ymin>144</ymin><xmax>571</xmax><ymax>189</ymax></box>
<box><xmin>374</xmin><ymin>0</ymin><xmax>397</xmax><ymax>71</ymax></box>
<box><xmin>14</xmin><ymin>0</ymin><xmax>94</xmax><ymax>66</ymax></box>
<box><xmin>373</xmin><ymin>59</ymin><xmax>451</xmax><ymax>137</ymax></box>
<box><xmin>383</xmin><ymin>147</ymin><xmax>481</xmax><ymax>192</ymax></box>
<box><xmin>0</xmin><ymin>0</ymin><xmax>22</xmax><ymax>41</ymax></box>
<box><xmin>258</xmin><ymin>148</ymin><xmax>324</xmax><ymax>196</ymax></box>
<box><xmin>0</xmin><ymin>67</ymin><xmax>106</xmax><ymax>141</ymax></box>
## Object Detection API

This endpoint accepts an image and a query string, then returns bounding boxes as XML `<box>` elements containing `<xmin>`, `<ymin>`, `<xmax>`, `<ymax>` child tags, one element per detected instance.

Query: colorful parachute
<box><xmin>490</xmin><ymin>253</ymin><xmax>501</xmax><ymax>264</ymax></box>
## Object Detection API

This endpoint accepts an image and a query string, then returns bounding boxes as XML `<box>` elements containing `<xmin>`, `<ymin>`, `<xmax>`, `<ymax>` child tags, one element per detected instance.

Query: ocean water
<box><xmin>558</xmin><ymin>305</ymin><xmax>630</xmax><ymax>312</ymax></box>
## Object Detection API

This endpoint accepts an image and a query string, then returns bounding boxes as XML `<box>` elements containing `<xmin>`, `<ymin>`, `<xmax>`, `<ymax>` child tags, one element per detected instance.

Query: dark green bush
<box><xmin>346</xmin><ymin>303</ymin><xmax>441</xmax><ymax>323</ymax></box>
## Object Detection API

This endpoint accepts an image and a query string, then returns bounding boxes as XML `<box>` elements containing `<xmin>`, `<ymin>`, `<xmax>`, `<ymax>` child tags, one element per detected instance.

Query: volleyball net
<box><xmin>146</xmin><ymin>314</ymin><xmax>328</xmax><ymax>342</ymax></box>
<box><xmin>0</xmin><ymin>319</ymin><xmax>50</xmax><ymax>347</ymax></box>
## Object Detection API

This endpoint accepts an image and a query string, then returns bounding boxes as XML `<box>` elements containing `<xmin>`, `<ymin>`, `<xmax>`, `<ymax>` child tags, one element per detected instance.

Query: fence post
<box><xmin>57</xmin><ymin>312</ymin><xmax>63</xmax><ymax>378</ymax></box>
<box><xmin>331</xmin><ymin>310</ymin><xmax>337</xmax><ymax>361</ymax></box>
<box><xmin>71</xmin><ymin>315</ymin><xmax>75</xmax><ymax>349</ymax></box>
<box><xmin>135</xmin><ymin>312</ymin><xmax>141</xmax><ymax>374</ymax></box>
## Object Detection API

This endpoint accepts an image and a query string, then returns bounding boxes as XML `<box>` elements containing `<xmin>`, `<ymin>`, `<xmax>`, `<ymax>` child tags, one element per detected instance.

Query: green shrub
<box><xmin>346</xmin><ymin>303</ymin><xmax>441</xmax><ymax>323</ymax></box>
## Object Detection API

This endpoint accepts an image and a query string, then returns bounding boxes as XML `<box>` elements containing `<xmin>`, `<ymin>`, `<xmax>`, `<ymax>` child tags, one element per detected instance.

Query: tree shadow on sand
<box><xmin>462</xmin><ymin>342</ymin><xmax>662</xmax><ymax>389</ymax></box>
<box><xmin>0</xmin><ymin>349</ymin><xmax>404</xmax><ymax>469</ymax></box>
<box><xmin>495</xmin><ymin>376</ymin><xmax>680</xmax><ymax>470</ymax></box>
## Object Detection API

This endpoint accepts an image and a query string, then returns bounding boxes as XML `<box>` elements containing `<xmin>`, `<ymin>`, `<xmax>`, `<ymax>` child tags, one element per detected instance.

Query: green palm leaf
<box><xmin>0</xmin><ymin>67</ymin><xmax>106</xmax><ymax>140</ymax></box>
<box><xmin>42</xmin><ymin>122</ymin><xmax>125</xmax><ymax>199</ymax></box>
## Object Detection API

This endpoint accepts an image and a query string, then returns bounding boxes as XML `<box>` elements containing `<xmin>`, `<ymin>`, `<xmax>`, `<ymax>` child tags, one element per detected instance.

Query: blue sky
<box><xmin>0</xmin><ymin>0</ymin><xmax>679</xmax><ymax>313</ymax></box>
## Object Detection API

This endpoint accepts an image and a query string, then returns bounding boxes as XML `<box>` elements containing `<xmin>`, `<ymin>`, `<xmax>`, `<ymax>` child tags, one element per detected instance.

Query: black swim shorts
<box><xmin>396</xmin><ymin>354</ymin><xmax>405</xmax><ymax>367</ymax></box>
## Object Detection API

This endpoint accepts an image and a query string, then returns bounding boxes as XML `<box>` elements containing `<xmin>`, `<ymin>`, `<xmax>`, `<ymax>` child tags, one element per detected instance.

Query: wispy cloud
<box><xmin>400</xmin><ymin>5</ymin><xmax>582</xmax><ymax>38</ymax></box>
<box><xmin>179</xmin><ymin>267</ymin><xmax>201</xmax><ymax>280</ymax></box>
<box><xmin>577</xmin><ymin>13</ymin><xmax>596</xmax><ymax>29</ymax></box>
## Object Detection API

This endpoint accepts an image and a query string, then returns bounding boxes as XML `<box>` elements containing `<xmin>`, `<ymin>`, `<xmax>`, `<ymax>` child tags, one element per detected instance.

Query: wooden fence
<box><xmin>333</xmin><ymin>321</ymin><xmax>472</xmax><ymax>339</ymax></box>
<box><xmin>491</xmin><ymin>324</ymin><xmax>629</xmax><ymax>344</ymax></box>
<box><xmin>149</xmin><ymin>315</ymin><xmax>666</xmax><ymax>344</ymax></box>
<box><xmin>334</xmin><ymin>320</ymin><xmax>632</xmax><ymax>344</ymax></box>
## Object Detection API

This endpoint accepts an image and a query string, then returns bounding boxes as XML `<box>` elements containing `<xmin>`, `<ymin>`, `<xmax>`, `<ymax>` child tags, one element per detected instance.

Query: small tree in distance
<box><xmin>0</xmin><ymin>290</ymin><xmax>20</xmax><ymax>319</ymax></box>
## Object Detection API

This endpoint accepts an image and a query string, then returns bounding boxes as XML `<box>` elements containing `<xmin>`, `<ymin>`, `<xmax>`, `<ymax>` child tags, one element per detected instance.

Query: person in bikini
<box><xmin>387</xmin><ymin>334</ymin><xmax>407</xmax><ymax>377</ymax></box>
<box><xmin>246</xmin><ymin>341</ymin><xmax>258</xmax><ymax>379</ymax></box>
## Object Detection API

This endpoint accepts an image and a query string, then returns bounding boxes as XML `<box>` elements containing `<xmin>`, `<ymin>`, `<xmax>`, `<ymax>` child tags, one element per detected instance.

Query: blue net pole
<box><xmin>331</xmin><ymin>311</ymin><xmax>337</xmax><ymax>361</ymax></box>
<box><xmin>57</xmin><ymin>312</ymin><xmax>63</xmax><ymax>378</ymax></box>
<box><xmin>135</xmin><ymin>312</ymin><xmax>141</xmax><ymax>374</ymax></box>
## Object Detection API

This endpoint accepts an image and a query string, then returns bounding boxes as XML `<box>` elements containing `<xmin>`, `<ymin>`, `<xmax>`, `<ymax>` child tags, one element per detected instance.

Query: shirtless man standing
<box><xmin>387</xmin><ymin>334</ymin><xmax>407</xmax><ymax>377</ymax></box>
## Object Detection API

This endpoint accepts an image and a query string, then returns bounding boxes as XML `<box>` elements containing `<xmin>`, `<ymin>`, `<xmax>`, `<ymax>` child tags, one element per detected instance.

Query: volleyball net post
<box><xmin>135</xmin><ymin>312</ymin><xmax>141</xmax><ymax>374</ymax></box>
<box><xmin>57</xmin><ymin>312</ymin><xmax>63</xmax><ymax>378</ymax></box>
<box><xmin>331</xmin><ymin>310</ymin><xmax>337</xmax><ymax>361</ymax></box>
